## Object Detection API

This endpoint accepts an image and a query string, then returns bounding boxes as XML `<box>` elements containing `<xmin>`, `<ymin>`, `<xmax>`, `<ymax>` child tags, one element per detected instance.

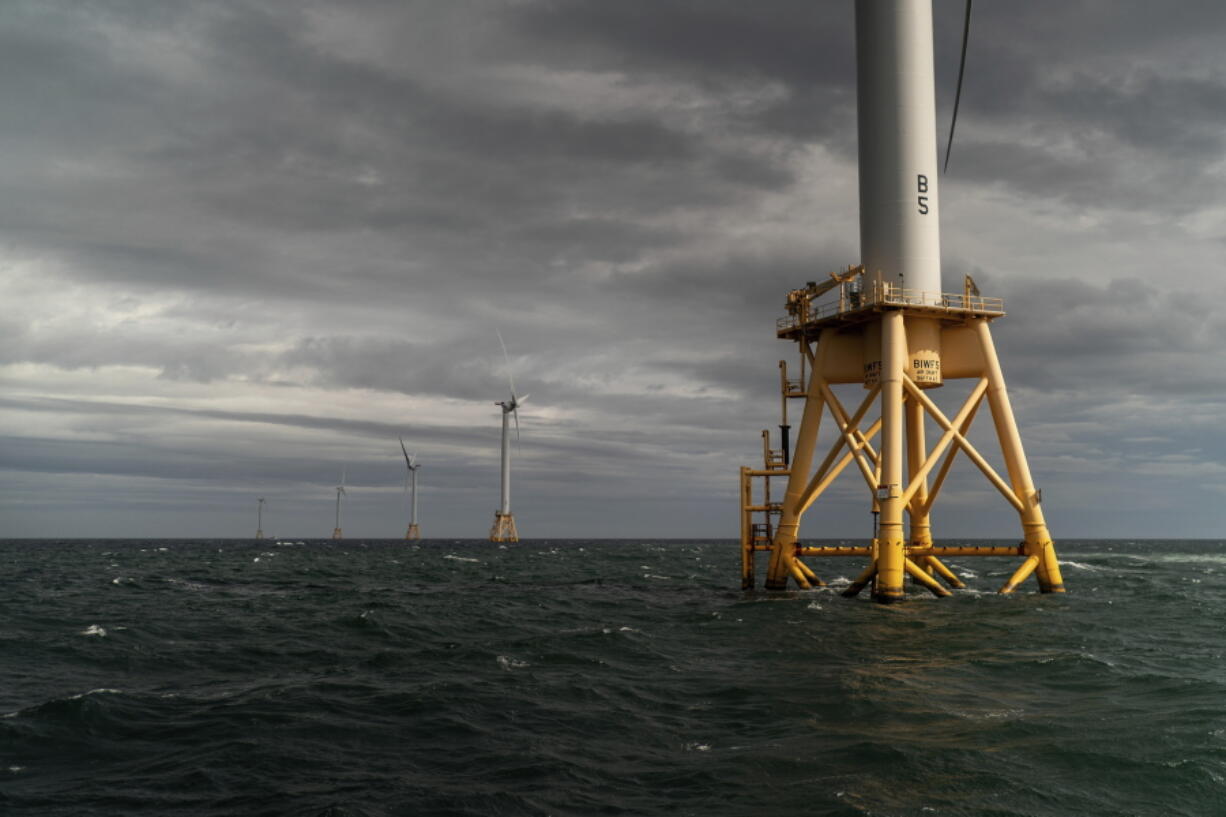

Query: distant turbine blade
<box><xmin>513</xmin><ymin>406</ymin><xmax>520</xmax><ymax>442</ymax></box>
<box><xmin>516</xmin><ymin>393</ymin><xmax>529</xmax><ymax>408</ymax></box>
<box><xmin>496</xmin><ymin>327</ymin><xmax>516</xmax><ymax>398</ymax></box>
<box><xmin>943</xmin><ymin>0</ymin><xmax>973</xmax><ymax>174</ymax></box>
<box><xmin>399</xmin><ymin>436</ymin><xmax>413</xmax><ymax>469</ymax></box>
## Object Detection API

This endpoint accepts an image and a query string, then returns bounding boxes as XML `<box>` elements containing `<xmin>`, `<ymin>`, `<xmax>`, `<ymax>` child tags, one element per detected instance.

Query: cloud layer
<box><xmin>3</xmin><ymin>1</ymin><xmax>1224</xmax><ymax>538</ymax></box>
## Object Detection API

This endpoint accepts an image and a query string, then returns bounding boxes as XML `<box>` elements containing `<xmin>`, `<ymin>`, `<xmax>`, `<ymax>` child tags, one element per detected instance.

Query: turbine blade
<box><xmin>513</xmin><ymin>406</ymin><xmax>520</xmax><ymax>442</ymax></box>
<box><xmin>399</xmin><ymin>436</ymin><xmax>413</xmax><ymax>469</ymax></box>
<box><xmin>943</xmin><ymin>0</ymin><xmax>973</xmax><ymax>174</ymax></box>
<box><xmin>496</xmin><ymin>327</ymin><xmax>516</xmax><ymax>398</ymax></box>
<box><xmin>516</xmin><ymin>393</ymin><xmax>529</xmax><ymax>407</ymax></box>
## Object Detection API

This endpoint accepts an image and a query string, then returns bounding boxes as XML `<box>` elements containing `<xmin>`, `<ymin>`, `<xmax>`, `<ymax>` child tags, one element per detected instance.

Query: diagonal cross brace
<box><xmin>902</xmin><ymin>376</ymin><xmax>1024</xmax><ymax>512</ymax></box>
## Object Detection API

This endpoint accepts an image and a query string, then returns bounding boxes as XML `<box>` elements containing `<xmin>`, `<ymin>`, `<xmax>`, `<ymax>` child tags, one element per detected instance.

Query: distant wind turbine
<box><xmin>490</xmin><ymin>330</ymin><xmax>526</xmax><ymax>542</ymax></box>
<box><xmin>399</xmin><ymin>437</ymin><xmax>421</xmax><ymax>541</ymax></box>
<box><xmin>256</xmin><ymin>497</ymin><xmax>266</xmax><ymax>541</ymax></box>
<box><xmin>332</xmin><ymin>469</ymin><xmax>346</xmax><ymax>540</ymax></box>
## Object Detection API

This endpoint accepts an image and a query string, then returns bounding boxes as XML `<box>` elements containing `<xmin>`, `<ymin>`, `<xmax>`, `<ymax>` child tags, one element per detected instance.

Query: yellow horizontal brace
<box><xmin>900</xmin><ymin>378</ymin><xmax>988</xmax><ymax>507</ymax></box>
<box><xmin>743</xmin><ymin>505</ymin><xmax>783</xmax><ymax>512</ymax></box>
<box><xmin>744</xmin><ymin>469</ymin><xmax>791</xmax><ymax>477</ymax></box>
<box><xmin>797</xmin><ymin>547</ymin><xmax>873</xmax><ymax>556</ymax></box>
<box><xmin>902</xmin><ymin>376</ymin><xmax>1024</xmax><ymax>513</ymax></box>
<box><xmin>999</xmin><ymin>555</ymin><xmax>1040</xmax><ymax>594</ymax></box>
<box><xmin>916</xmin><ymin>546</ymin><xmax>1024</xmax><ymax>557</ymax></box>
<box><xmin>905</xmin><ymin>558</ymin><xmax>952</xmax><ymax>597</ymax></box>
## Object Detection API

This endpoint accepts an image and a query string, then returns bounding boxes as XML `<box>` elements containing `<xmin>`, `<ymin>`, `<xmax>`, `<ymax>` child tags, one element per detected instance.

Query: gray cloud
<box><xmin>2</xmin><ymin>1</ymin><xmax>1224</xmax><ymax>538</ymax></box>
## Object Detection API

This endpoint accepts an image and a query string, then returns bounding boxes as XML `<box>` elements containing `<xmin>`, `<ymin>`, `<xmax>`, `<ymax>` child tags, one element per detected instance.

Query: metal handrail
<box><xmin>777</xmin><ymin>283</ymin><xmax>1003</xmax><ymax>331</ymax></box>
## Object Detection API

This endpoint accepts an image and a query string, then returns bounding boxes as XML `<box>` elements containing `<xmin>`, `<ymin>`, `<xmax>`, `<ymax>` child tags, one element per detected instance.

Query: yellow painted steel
<box><xmin>871</xmin><ymin>310</ymin><xmax>908</xmax><ymax>603</ymax></box>
<box><xmin>972</xmin><ymin>319</ymin><xmax>1065</xmax><ymax>593</ymax></box>
<box><xmin>905</xmin><ymin>395</ymin><xmax>932</xmax><ymax>548</ymax></box>
<box><xmin>797</xmin><ymin>546</ymin><xmax>873</xmax><ymax>557</ymax></box>
<box><xmin>740</xmin><ymin>467</ymin><xmax>754</xmax><ymax>590</ymax></box>
<box><xmin>1000</xmin><ymin>554</ymin><xmax>1040</xmax><ymax>594</ymax></box>
<box><xmin>739</xmin><ymin>267</ymin><xmax>1067</xmax><ymax>601</ymax></box>
<box><xmin>919</xmin><ymin>389</ymin><xmax>984</xmax><ymax>516</ymax></box>
<box><xmin>841</xmin><ymin>561</ymin><xmax>878</xmax><ymax>598</ymax></box>
<box><xmin>904</xmin><ymin>557</ymin><xmax>951</xmax><ymax>597</ymax></box>
<box><xmin>765</xmin><ymin>329</ymin><xmax>835</xmax><ymax>590</ymax></box>
<box><xmin>489</xmin><ymin>512</ymin><xmax>519</xmax><ymax>543</ymax></box>
<box><xmin>795</xmin><ymin>558</ymin><xmax>825</xmax><ymax>587</ymax></box>
<box><xmin>920</xmin><ymin>555</ymin><xmax>966</xmax><ymax>589</ymax></box>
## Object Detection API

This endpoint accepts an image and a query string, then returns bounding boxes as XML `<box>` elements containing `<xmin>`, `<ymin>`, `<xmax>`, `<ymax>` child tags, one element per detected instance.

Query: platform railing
<box><xmin>777</xmin><ymin>283</ymin><xmax>1004</xmax><ymax>331</ymax></box>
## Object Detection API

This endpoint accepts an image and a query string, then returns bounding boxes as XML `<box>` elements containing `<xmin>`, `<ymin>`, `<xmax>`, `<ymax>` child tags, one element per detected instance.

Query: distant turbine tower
<box><xmin>490</xmin><ymin>330</ymin><xmax>527</xmax><ymax>542</ymax></box>
<box><xmin>256</xmin><ymin>497</ymin><xmax>266</xmax><ymax>540</ymax></box>
<box><xmin>399</xmin><ymin>437</ymin><xmax>421</xmax><ymax>541</ymax></box>
<box><xmin>332</xmin><ymin>469</ymin><xmax>346</xmax><ymax>540</ymax></box>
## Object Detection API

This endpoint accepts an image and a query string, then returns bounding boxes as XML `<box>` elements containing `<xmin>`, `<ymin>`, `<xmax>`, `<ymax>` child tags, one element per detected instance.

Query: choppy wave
<box><xmin>1</xmin><ymin>537</ymin><xmax>1224</xmax><ymax>816</ymax></box>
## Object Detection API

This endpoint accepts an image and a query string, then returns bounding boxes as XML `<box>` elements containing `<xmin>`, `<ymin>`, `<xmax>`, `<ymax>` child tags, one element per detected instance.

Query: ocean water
<box><xmin>2</xmin><ymin>538</ymin><xmax>1224</xmax><ymax>816</ymax></box>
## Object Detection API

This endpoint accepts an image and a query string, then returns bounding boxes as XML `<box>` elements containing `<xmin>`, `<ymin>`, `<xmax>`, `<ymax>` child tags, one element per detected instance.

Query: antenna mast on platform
<box><xmin>739</xmin><ymin>0</ymin><xmax>1064</xmax><ymax>602</ymax></box>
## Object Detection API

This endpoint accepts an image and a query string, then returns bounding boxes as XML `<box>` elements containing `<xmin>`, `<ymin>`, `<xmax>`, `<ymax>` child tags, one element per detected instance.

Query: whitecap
<box><xmin>80</xmin><ymin>625</ymin><xmax>107</xmax><ymax>637</ymax></box>
<box><xmin>643</xmin><ymin>574</ymin><xmax>670</xmax><ymax>580</ymax></box>
<box><xmin>1058</xmin><ymin>560</ymin><xmax>1098</xmax><ymax>571</ymax></box>
<box><xmin>497</xmin><ymin>655</ymin><xmax>528</xmax><ymax>671</ymax></box>
<box><xmin>68</xmin><ymin>688</ymin><xmax>123</xmax><ymax>699</ymax></box>
<box><xmin>8</xmin><ymin>766</ymin><xmax>24</xmax><ymax>773</ymax></box>
<box><xmin>684</xmin><ymin>742</ymin><xmax>711</xmax><ymax>752</ymax></box>
<box><xmin>806</xmin><ymin>601</ymin><xmax>823</xmax><ymax>610</ymax></box>
<box><xmin>444</xmin><ymin>554</ymin><xmax>479</xmax><ymax>563</ymax></box>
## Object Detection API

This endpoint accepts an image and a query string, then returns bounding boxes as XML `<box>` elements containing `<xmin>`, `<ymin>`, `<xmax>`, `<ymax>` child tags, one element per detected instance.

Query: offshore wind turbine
<box><xmin>490</xmin><ymin>330</ymin><xmax>527</xmax><ymax>542</ymax></box>
<box><xmin>256</xmin><ymin>497</ymin><xmax>266</xmax><ymax>541</ymax></box>
<box><xmin>399</xmin><ymin>437</ymin><xmax>421</xmax><ymax>541</ymax></box>
<box><xmin>331</xmin><ymin>469</ymin><xmax>346</xmax><ymax>540</ymax></box>
<box><xmin>739</xmin><ymin>0</ymin><xmax>1065</xmax><ymax>602</ymax></box>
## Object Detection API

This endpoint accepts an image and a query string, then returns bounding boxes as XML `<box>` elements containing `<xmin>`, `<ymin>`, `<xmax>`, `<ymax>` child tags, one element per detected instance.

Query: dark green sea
<box><xmin>2</xmin><ymin>539</ymin><xmax>1224</xmax><ymax>816</ymax></box>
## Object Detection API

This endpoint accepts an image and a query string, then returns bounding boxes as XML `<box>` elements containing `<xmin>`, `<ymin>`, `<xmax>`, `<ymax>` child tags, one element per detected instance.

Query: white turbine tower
<box><xmin>399</xmin><ymin>437</ymin><xmax>422</xmax><ymax>541</ymax></box>
<box><xmin>256</xmin><ymin>497</ymin><xmax>266</xmax><ymax>540</ymax></box>
<box><xmin>331</xmin><ymin>469</ymin><xmax>346</xmax><ymax>540</ymax></box>
<box><xmin>490</xmin><ymin>330</ymin><xmax>527</xmax><ymax>542</ymax></box>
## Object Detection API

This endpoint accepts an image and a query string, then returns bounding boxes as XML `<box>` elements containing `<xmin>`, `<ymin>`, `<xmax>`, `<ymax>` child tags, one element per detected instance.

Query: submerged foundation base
<box><xmin>489</xmin><ymin>512</ymin><xmax>519</xmax><ymax>543</ymax></box>
<box><xmin>406</xmin><ymin>524</ymin><xmax>420</xmax><ymax>542</ymax></box>
<box><xmin>331</xmin><ymin>528</ymin><xmax>343</xmax><ymax>540</ymax></box>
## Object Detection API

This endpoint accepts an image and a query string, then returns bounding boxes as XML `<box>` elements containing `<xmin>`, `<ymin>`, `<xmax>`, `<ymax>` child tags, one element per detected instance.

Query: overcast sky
<box><xmin>2</xmin><ymin>0</ymin><xmax>1224</xmax><ymax>540</ymax></box>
